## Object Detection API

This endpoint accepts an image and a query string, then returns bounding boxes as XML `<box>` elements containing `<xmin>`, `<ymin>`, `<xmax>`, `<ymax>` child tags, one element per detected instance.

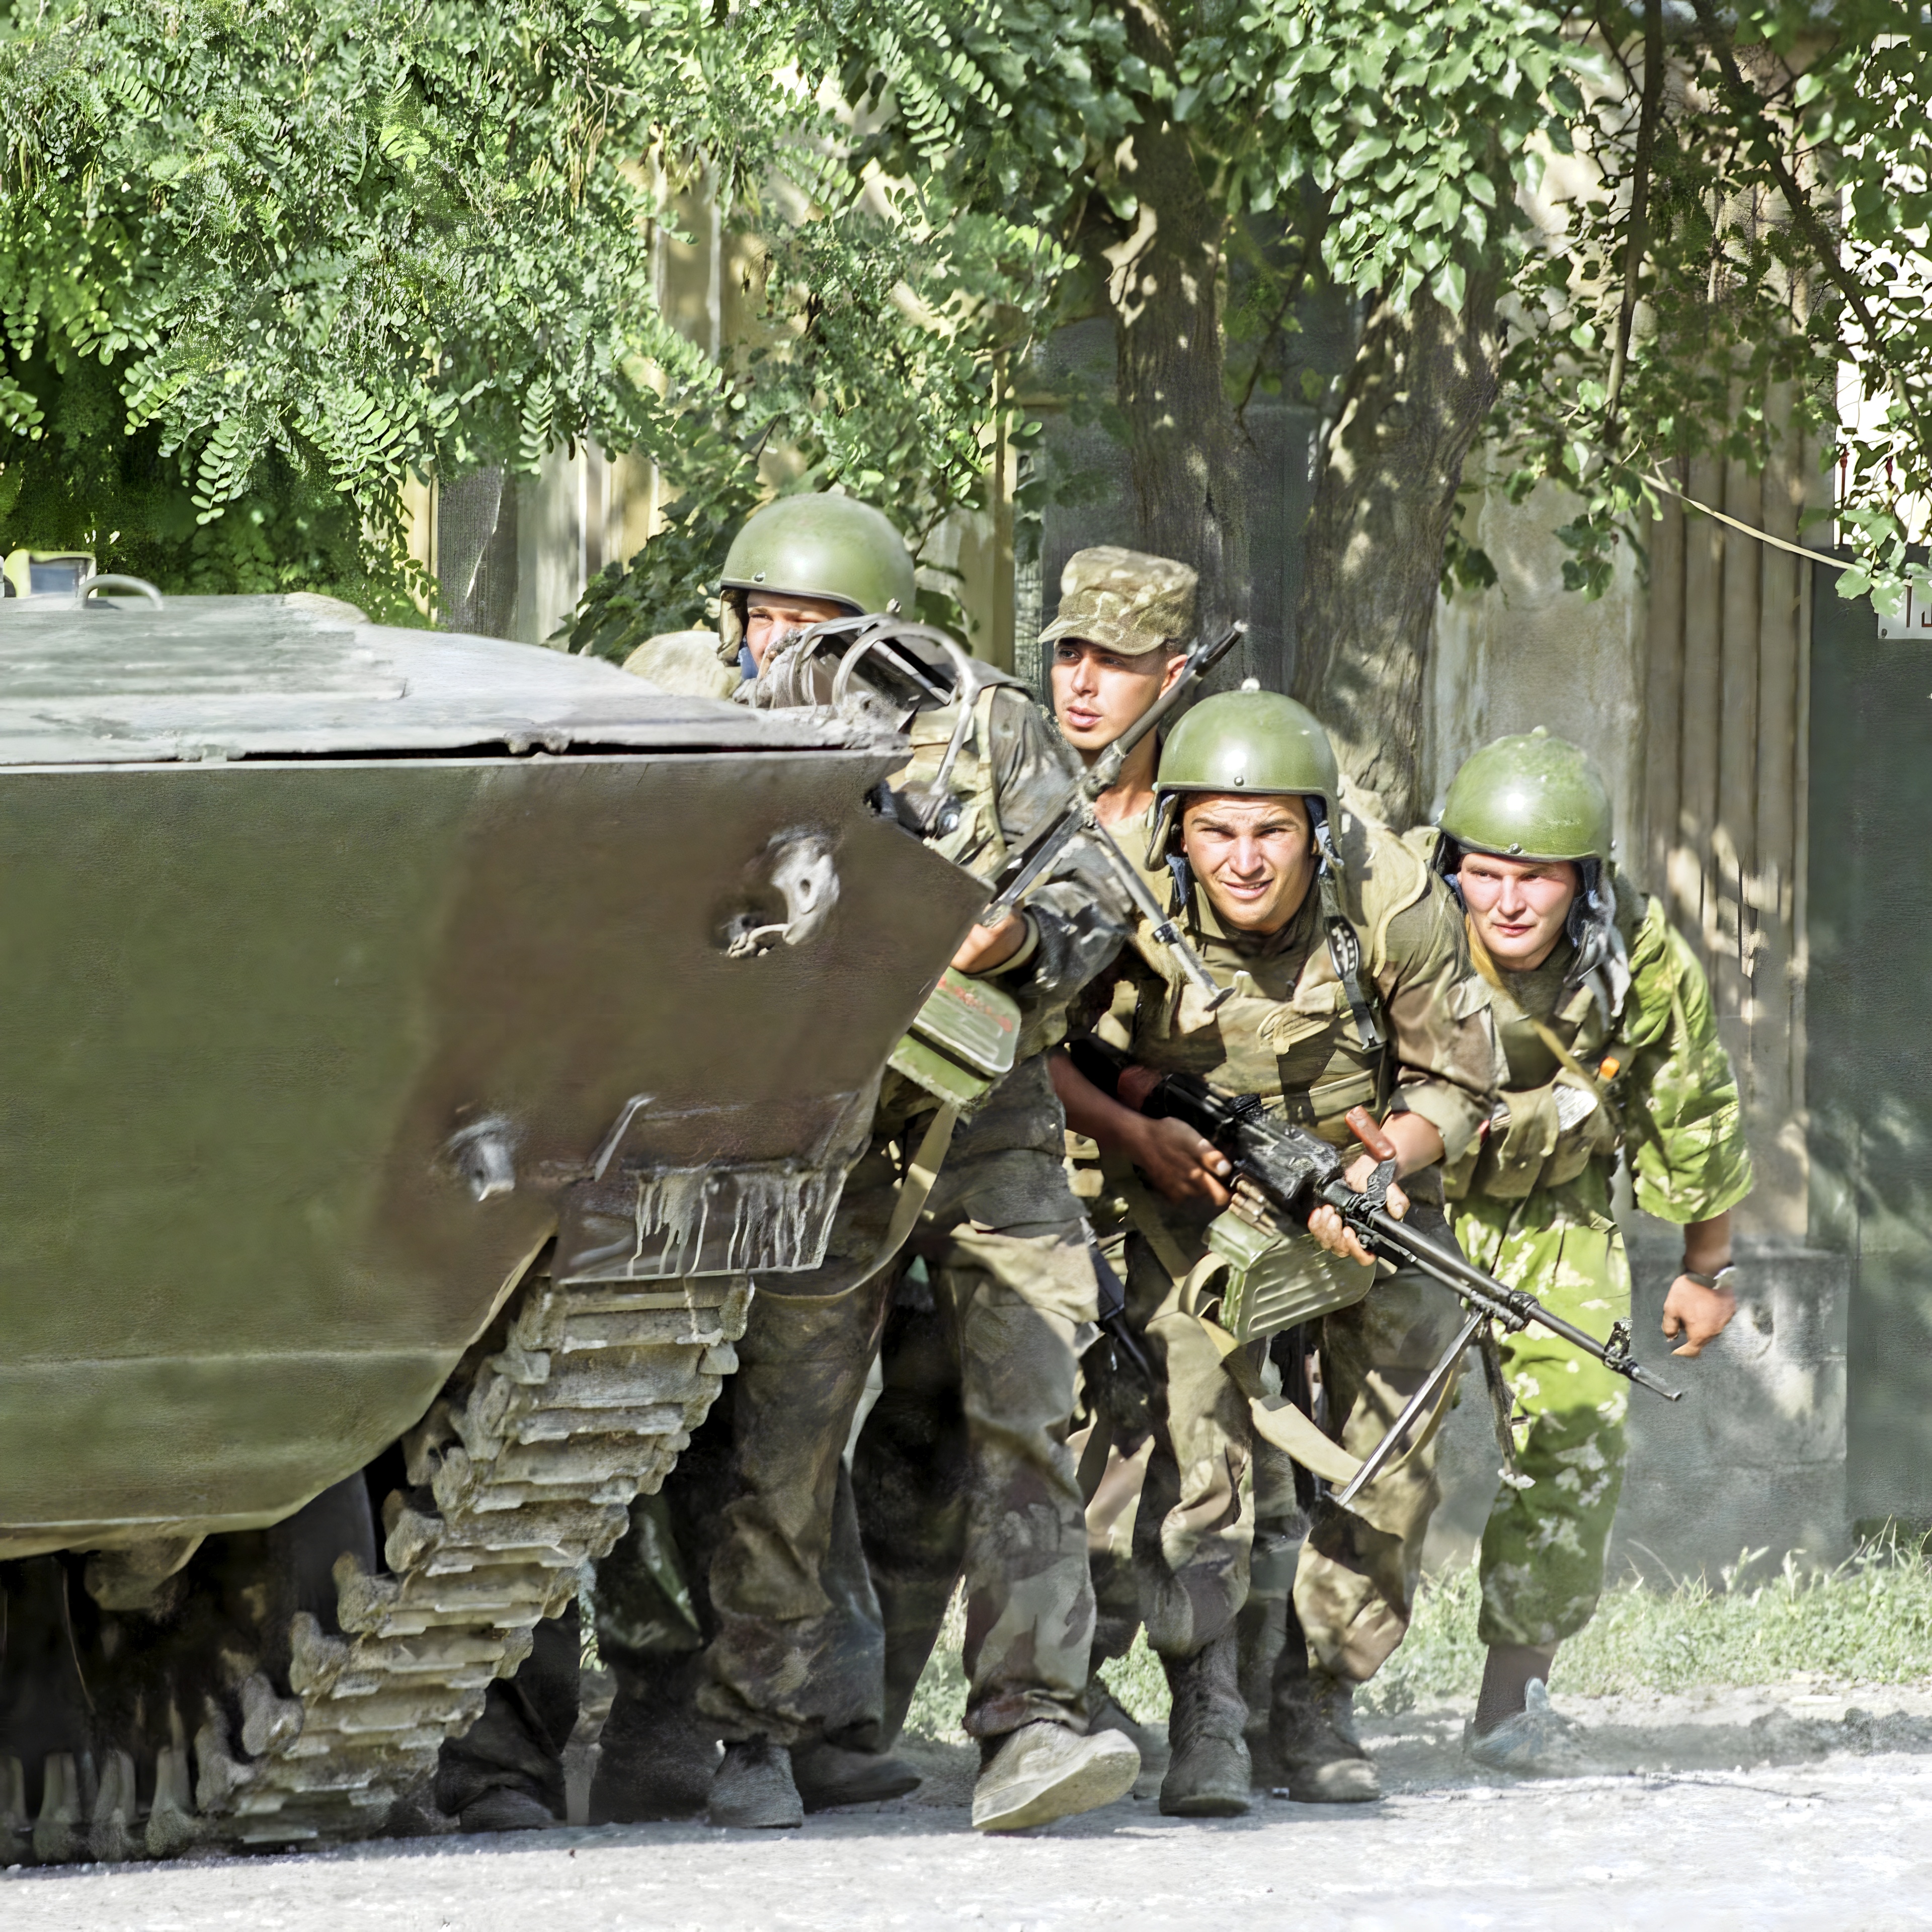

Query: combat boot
<box><xmin>707</xmin><ymin>1737</ymin><xmax>803</xmax><ymax>1829</ymax></box>
<box><xmin>587</xmin><ymin>1663</ymin><xmax>719</xmax><ymax>1823</ymax></box>
<box><xmin>1084</xmin><ymin>1674</ymin><xmax>1164</xmax><ymax>1760</ymax></box>
<box><xmin>789</xmin><ymin>1738</ymin><xmax>922</xmax><ymax>1812</ymax></box>
<box><xmin>971</xmin><ymin>1720</ymin><xmax>1140</xmax><ymax>1832</ymax></box>
<box><xmin>1269</xmin><ymin>1661</ymin><xmax>1379</xmax><ymax>1803</ymax></box>
<box><xmin>1158</xmin><ymin>1632</ymin><xmax>1251</xmax><ymax>1817</ymax></box>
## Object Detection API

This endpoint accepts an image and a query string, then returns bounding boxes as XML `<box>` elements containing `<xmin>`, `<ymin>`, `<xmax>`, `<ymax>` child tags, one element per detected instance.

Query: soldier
<box><xmin>1043</xmin><ymin>546</ymin><xmax>1195</xmax><ymax>828</ymax></box>
<box><xmin>621</xmin><ymin>493</ymin><xmax>919</xmax><ymax>697</ymax></box>
<box><xmin>1052</xmin><ymin>691</ymin><xmax>1502</xmax><ymax>1815</ymax></box>
<box><xmin>1427</xmin><ymin>731</ymin><xmax>1750</xmax><ymax>1768</ymax></box>
<box><xmin>595</xmin><ymin>493</ymin><xmax>1141</xmax><ymax>1834</ymax></box>
<box><xmin>849</xmin><ymin>547</ymin><xmax>1192</xmax><ymax>1792</ymax></box>
<box><xmin>1034</xmin><ymin>545</ymin><xmax>1204</xmax><ymax>1736</ymax></box>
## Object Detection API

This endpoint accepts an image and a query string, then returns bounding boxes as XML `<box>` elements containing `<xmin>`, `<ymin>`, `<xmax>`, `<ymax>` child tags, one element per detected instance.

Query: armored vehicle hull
<box><xmin>0</xmin><ymin>596</ymin><xmax>983</xmax><ymax>1859</ymax></box>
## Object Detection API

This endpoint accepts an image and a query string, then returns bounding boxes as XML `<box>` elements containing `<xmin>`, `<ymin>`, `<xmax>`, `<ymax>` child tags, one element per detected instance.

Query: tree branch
<box><xmin>1235</xmin><ymin>271</ymin><xmax>1302</xmax><ymax>427</ymax></box>
<box><xmin>1687</xmin><ymin>0</ymin><xmax>1932</xmax><ymax>466</ymax></box>
<box><xmin>1601</xmin><ymin>0</ymin><xmax>1664</xmax><ymax>447</ymax></box>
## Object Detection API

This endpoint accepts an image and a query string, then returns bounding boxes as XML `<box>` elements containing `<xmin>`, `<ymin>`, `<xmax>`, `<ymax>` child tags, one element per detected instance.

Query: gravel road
<box><xmin>8</xmin><ymin>1683</ymin><xmax>1930</xmax><ymax>1930</ymax></box>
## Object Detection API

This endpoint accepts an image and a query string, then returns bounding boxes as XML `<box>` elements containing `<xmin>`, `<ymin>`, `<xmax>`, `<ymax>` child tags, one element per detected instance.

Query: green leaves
<box><xmin>1492</xmin><ymin>1</ymin><xmax>1932</xmax><ymax>617</ymax></box>
<box><xmin>0</xmin><ymin>0</ymin><xmax>746</xmax><ymax>607</ymax></box>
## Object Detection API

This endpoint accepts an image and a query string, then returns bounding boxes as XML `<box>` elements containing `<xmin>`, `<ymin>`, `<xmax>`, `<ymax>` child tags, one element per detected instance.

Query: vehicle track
<box><xmin>7</xmin><ymin>1264</ymin><xmax>749</xmax><ymax>1862</ymax></box>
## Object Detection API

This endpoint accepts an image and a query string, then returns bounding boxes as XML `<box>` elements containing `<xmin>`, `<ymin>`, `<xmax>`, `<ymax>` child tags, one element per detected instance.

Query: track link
<box><xmin>184</xmin><ymin>1268</ymin><xmax>752</xmax><ymax>1850</ymax></box>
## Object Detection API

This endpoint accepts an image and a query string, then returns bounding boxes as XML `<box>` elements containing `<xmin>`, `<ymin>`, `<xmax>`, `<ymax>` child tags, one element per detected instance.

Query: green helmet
<box><xmin>721</xmin><ymin>493</ymin><xmax>917</xmax><ymax>617</ymax></box>
<box><xmin>1156</xmin><ymin>689</ymin><xmax>1340</xmax><ymax>817</ymax></box>
<box><xmin>1438</xmin><ymin>729</ymin><xmax>1613</xmax><ymax>864</ymax></box>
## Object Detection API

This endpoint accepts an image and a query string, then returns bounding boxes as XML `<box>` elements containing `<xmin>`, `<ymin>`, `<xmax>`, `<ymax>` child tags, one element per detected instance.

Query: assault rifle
<box><xmin>1065</xmin><ymin>1039</ymin><xmax>1680</xmax><ymax>1508</ymax></box>
<box><xmin>980</xmin><ymin>619</ymin><xmax>1248</xmax><ymax>1013</ymax></box>
<box><xmin>761</xmin><ymin>608</ymin><xmax>1245</xmax><ymax>1002</ymax></box>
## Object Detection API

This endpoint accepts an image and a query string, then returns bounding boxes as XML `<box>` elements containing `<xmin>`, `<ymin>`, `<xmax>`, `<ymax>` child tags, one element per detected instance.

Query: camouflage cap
<box><xmin>1037</xmin><ymin>546</ymin><xmax>1197</xmax><ymax>657</ymax></box>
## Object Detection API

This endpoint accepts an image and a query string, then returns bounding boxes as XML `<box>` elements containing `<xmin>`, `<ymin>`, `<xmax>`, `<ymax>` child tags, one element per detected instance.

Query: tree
<box><xmin>726</xmin><ymin>0</ymin><xmax>1932</xmax><ymax>823</ymax></box>
<box><xmin>813</xmin><ymin>0</ymin><xmax>1586</xmax><ymax>822</ymax></box>
<box><xmin>1499</xmin><ymin>2</ymin><xmax>1932</xmax><ymax>621</ymax></box>
<box><xmin>0</xmin><ymin>0</ymin><xmax>736</xmax><ymax>617</ymax></box>
<box><xmin>560</xmin><ymin>186</ymin><xmax>1072</xmax><ymax>654</ymax></box>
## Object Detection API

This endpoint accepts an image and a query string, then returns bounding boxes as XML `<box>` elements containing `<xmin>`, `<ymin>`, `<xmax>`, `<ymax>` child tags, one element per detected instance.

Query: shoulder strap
<box><xmin>1320</xmin><ymin>870</ymin><xmax>1384</xmax><ymax>1055</ymax></box>
<box><xmin>1466</xmin><ymin>914</ymin><xmax>1622</xmax><ymax>1124</ymax></box>
<box><xmin>968</xmin><ymin>682</ymin><xmax>1011</xmax><ymax>863</ymax></box>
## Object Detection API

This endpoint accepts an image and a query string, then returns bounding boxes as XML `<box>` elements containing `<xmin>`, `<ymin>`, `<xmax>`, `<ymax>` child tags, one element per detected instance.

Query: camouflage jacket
<box><xmin>876</xmin><ymin>677</ymin><xmax>1133</xmax><ymax>1155</ymax></box>
<box><xmin>1445</xmin><ymin>869</ymin><xmax>1753</xmax><ymax>1225</ymax></box>
<box><xmin>1077</xmin><ymin>785</ymin><xmax>1501</xmax><ymax>1174</ymax></box>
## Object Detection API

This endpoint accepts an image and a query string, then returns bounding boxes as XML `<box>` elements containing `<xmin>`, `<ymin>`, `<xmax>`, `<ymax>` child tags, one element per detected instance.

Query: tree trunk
<box><xmin>1290</xmin><ymin>282</ymin><xmax>1501</xmax><ymax>826</ymax></box>
<box><xmin>1107</xmin><ymin>114</ymin><xmax>1249</xmax><ymax>654</ymax></box>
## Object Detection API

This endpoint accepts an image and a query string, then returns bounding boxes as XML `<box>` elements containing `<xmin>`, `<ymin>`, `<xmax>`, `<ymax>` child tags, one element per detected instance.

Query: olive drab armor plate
<box><xmin>0</xmin><ymin>595</ymin><xmax>986</xmax><ymax>1560</ymax></box>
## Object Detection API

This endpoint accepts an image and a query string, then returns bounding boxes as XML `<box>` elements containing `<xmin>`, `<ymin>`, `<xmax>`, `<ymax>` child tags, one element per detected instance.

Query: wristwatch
<box><xmin>1682</xmin><ymin>1265</ymin><xmax>1737</xmax><ymax>1292</ymax></box>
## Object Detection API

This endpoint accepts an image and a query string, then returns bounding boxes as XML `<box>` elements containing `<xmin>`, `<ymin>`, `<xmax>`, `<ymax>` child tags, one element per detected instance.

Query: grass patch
<box><xmin>904</xmin><ymin>1589</ymin><xmax>971</xmax><ymax>1741</ymax></box>
<box><xmin>1364</xmin><ymin>1541</ymin><xmax>1932</xmax><ymax>1714</ymax></box>
<box><xmin>1098</xmin><ymin>1634</ymin><xmax>1170</xmax><ymax>1725</ymax></box>
<box><xmin>900</xmin><ymin>1540</ymin><xmax>1932</xmax><ymax>1733</ymax></box>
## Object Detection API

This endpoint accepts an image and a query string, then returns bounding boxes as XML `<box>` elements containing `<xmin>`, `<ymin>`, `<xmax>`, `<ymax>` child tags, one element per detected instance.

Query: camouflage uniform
<box><xmin>853</xmin><ymin>550</ymin><xmax>1196</xmax><ymax>1744</ymax></box>
<box><xmin>1077</xmin><ymin>788</ymin><xmax>1501</xmax><ymax>1682</ymax></box>
<box><xmin>609</xmin><ymin>668</ymin><xmax>1125</xmax><ymax>1763</ymax></box>
<box><xmin>1446</xmin><ymin>876</ymin><xmax>1752</xmax><ymax>1647</ymax></box>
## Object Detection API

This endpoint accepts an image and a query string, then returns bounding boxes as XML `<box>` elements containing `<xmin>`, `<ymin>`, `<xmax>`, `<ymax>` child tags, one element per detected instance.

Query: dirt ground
<box><xmin>7</xmin><ymin>1681</ymin><xmax>1931</xmax><ymax>1930</ymax></box>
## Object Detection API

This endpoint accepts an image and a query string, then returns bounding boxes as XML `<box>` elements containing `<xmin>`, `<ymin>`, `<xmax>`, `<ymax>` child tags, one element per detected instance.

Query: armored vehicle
<box><xmin>0</xmin><ymin>590</ymin><xmax>984</xmax><ymax>1861</ymax></box>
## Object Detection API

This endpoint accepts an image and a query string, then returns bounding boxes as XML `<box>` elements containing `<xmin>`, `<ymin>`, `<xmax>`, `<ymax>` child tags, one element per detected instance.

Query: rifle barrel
<box><xmin>1355</xmin><ymin>1202</ymin><xmax>1680</xmax><ymax>1400</ymax></box>
<box><xmin>1087</xmin><ymin>620</ymin><xmax>1245</xmax><ymax>798</ymax></box>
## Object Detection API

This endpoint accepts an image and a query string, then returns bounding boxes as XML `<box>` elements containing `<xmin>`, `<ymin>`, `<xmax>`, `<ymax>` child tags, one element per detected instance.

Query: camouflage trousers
<box><xmin>853</xmin><ymin>1142</ymin><xmax>1100</xmax><ymax>1742</ymax></box>
<box><xmin>693</xmin><ymin>1138</ymin><xmax>905</xmax><ymax>1749</ymax></box>
<box><xmin>1118</xmin><ymin>1199</ymin><xmax>1468</xmax><ymax>1682</ymax></box>
<box><xmin>1450</xmin><ymin>1182</ymin><xmax>1631</xmax><ymax>1649</ymax></box>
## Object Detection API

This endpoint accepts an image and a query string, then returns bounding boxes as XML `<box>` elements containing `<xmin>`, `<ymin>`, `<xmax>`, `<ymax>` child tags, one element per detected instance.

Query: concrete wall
<box><xmin>1808</xmin><ymin>569</ymin><xmax>1932</xmax><ymax>1534</ymax></box>
<box><xmin>1424</xmin><ymin>477</ymin><xmax>1647</xmax><ymax>855</ymax></box>
<box><xmin>1427</xmin><ymin>1231</ymin><xmax>1852</xmax><ymax>1582</ymax></box>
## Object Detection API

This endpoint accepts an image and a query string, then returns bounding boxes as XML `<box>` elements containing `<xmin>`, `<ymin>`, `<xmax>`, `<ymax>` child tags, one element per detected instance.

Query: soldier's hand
<box><xmin>1305</xmin><ymin>1204</ymin><xmax>1374</xmax><ymax>1267</ymax></box>
<box><xmin>951</xmin><ymin>912</ymin><xmax>1029</xmax><ymax>975</ymax></box>
<box><xmin>1131</xmin><ymin>1115</ymin><xmax>1233</xmax><ymax>1207</ymax></box>
<box><xmin>1342</xmin><ymin>1152</ymin><xmax>1410</xmax><ymax>1221</ymax></box>
<box><xmin>1661</xmin><ymin>1273</ymin><xmax>1736</xmax><ymax>1357</ymax></box>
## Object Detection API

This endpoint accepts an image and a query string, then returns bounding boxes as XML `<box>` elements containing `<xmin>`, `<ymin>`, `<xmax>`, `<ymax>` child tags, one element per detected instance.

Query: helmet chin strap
<box><xmin>1433</xmin><ymin>833</ymin><xmax>1470</xmax><ymax>909</ymax></box>
<box><xmin>1154</xmin><ymin>792</ymin><xmax>1379</xmax><ymax>1055</ymax></box>
<box><xmin>1564</xmin><ymin>857</ymin><xmax>1632</xmax><ymax>1023</ymax></box>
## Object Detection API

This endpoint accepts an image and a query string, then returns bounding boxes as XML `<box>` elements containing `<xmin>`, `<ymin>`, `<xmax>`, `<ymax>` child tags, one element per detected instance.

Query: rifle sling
<box><xmin>1075</xmin><ymin>1413</ymin><xmax>1114</xmax><ymax>1506</ymax></box>
<box><xmin>1465</xmin><ymin>914</ymin><xmax>1621</xmax><ymax>1125</ymax></box>
<box><xmin>1321</xmin><ymin>872</ymin><xmax>1384</xmax><ymax>1056</ymax></box>
<box><xmin>756</xmin><ymin>1103</ymin><xmax>959</xmax><ymax>1305</ymax></box>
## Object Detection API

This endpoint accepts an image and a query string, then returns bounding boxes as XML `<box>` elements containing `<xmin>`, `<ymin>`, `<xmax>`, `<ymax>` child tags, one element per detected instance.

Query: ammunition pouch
<box><xmin>887</xmin><ymin>967</ymin><xmax>1021</xmax><ymax>1112</ymax></box>
<box><xmin>1451</xmin><ymin>1069</ymin><xmax>1620</xmax><ymax>1201</ymax></box>
<box><xmin>1191</xmin><ymin>1209</ymin><xmax>1375</xmax><ymax>1342</ymax></box>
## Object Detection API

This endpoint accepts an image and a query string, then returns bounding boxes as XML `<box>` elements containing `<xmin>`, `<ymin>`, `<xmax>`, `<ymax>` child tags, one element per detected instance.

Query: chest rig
<box><xmin>1131</xmin><ymin>788</ymin><xmax>1429</xmax><ymax>1144</ymax></box>
<box><xmin>1446</xmin><ymin>868</ymin><xmax>1647</xmax><ymax>1202</ymax></box>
